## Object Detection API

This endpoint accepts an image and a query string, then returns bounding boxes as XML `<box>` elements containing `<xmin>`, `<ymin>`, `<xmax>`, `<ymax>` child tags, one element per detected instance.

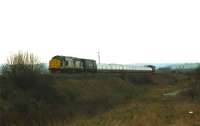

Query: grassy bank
<box><xmin>68</xmin><ymin>73</ymin><xmax>200</xmax><ymax>126</ymax></box>
<box><xmin>1</xmin><ymin>70</ymin><xmax>200</xmax><ymax>126</ymax></box>
<box><xmin>0</xmin><ymin>73</ymin><xmax>153</xmax><ymax>126</ymax></box>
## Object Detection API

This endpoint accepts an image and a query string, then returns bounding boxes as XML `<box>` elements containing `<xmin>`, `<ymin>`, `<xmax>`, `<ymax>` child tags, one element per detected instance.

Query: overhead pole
<box><xmin>97</xmin><ymin>51</ymin><xmax>100</xmax><ymax>64</ymax></box>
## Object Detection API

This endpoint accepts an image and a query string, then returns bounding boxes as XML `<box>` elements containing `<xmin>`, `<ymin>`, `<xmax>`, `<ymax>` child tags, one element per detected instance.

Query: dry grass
<box><xmin>62</xmin><ymin>73</ymin><xmax>200</xmax><ymax>126</ymax></box>
<box><xmin>68</xmin><ymin>94</ymin><xmax>200</xmax><ymax>126</ymax></box>
<box><xmin>1</xmin><ymin>72</ymin><xmax>200</xmax><ymax>126</ymax></box>
<box><xmin>1</xmin><ymin>73</ymin><xmax>152</xmax><ymax>126</ymax></box>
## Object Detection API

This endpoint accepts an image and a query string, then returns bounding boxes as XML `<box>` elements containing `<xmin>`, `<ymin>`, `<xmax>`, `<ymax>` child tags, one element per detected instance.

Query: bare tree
<box><xmin>2</xmin><ymin>51</ymin><xmax>43</xmax><ymax>89</ymax></box>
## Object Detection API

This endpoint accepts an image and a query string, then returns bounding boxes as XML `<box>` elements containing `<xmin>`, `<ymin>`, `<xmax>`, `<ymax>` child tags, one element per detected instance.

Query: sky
<box><xmin>0</xmin><ymin>0</ymin><xmax>200</xmax><ymax>64</ymax></box>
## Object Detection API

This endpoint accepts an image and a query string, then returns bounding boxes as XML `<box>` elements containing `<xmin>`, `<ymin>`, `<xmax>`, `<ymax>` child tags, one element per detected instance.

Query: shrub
<box><xmin>183</xmin><ymin>80</ymin><xmax>200</xmax><ymax>100</ymax></box>
<box><xmin>187</xmin><ymin>66</ymin><xmax>200</xmax><ymax>100</ymax></box>
<box><xmin>195</xmin><ymin>66</ymin><xmax>200</xmax><ymax>73</ymax></box>
<box><xmin>0</xmin><ymin>52</ymin><xmax>64</xmax><ymax>125</ymax></box>
<box><xmin>192</xmin><ymin>66</ymin><xmax>200</xmax><ymax>80</ymax></box>
<box><xmin>120</xmin><ymin>73</ymin><xmax>153</xmax><ymax>84</ymax></box>
<box><xmin>1</xmin><ymin>51</ymin><xmax>42</xmax><ymax>90</ymax></box>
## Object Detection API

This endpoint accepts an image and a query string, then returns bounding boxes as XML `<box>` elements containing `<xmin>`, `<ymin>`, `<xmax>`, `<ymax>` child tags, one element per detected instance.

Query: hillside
<box><xmin>69</xmin><ymin>73</ymin><xmax>200</xmax><ymax>126</ymax></box>
<box><xmin>0</xmin><ymin>72</ymin><xmax>200</xmax><ymax>126</ymax></box>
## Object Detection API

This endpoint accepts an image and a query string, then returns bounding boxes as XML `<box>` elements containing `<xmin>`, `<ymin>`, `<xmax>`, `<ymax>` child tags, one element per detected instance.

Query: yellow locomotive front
<box><xmin>49</xmin><ymin>58</ymin><xmax>62</xmax><ymax>72</ymax></box>
<box><xmin>49</xmin><ymin>55</ymin><xmax>97</xmax><ymax>73</ymax></box>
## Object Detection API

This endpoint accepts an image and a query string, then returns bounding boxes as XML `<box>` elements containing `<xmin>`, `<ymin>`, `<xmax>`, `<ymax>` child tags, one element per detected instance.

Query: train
<box><xmin>49</xmin><ymin>55</ymin><xmax>97</xmax><ymax>73</ymax></box>
<box><xmin>49</xmin><ymin>55</ymin><xmax>155</xmax><ymax>73</ymax></box>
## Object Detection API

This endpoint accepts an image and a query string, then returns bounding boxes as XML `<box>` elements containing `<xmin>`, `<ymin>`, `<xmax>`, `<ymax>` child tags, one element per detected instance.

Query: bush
<box><xmin>1</xmin><ymin>51</ymin><xmax>43</xmax><ymax>90</ymax></box>
<box><xmin>192</xmin><ymin>66</ymin><xmax>200</xmax><ymax>80</ymax></box>
<box><xmin>185</xmin><ymin>66</ymin><xmax>200</xmax><ymax>100</ymax></box>
<box><xmin>0</xmin><ymin>52</ymin><xmax>65</xmax><ymax>125</ymax></box>
<box><xmin>120</xmin><ymin>73</ymin><xmax>153</xmax><ymax>84</ymax></box>
<box><xmin>183</xmin><ymin>80</ymin><xmax>200</xmax><ymax>100</ymax></box>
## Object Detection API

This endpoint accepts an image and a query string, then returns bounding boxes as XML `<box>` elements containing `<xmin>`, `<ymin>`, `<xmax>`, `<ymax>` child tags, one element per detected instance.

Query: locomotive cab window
<box><xmin>60</xmin><ymin>61</ymin><xmax>63</xmax><ymax>66</ymax></box>
<box><xmin>65</xmin><ymin>61</ymin><xmax>69</xmax><ymax>66</ymax></box>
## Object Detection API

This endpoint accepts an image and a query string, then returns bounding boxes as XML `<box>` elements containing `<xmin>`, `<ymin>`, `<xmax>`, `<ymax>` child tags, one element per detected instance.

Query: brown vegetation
<box><xmin>1</xmin><ymin>52</ymin><xmax>200</xmax><ymax>126</ymax></box>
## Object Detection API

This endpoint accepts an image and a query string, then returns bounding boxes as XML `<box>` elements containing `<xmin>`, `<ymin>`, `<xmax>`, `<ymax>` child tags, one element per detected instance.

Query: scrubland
<box><xmin>1</xmin><ymin>52</ymin><xmax>200</xmax><ymax>126</ymax></box>
<box><xmin>68</xmin><ymin>73</ymin><xmax>200</xmax><ymax>126</ymax></box>
<box><xmin>1</xmin><ymin>72</ymin><xmax>200</xmax><ymax>126</ymax></box>
<box><xmin>0</xmin><ymin>52</ymin><xmax>200</xmax><ymax>126</ymax></box>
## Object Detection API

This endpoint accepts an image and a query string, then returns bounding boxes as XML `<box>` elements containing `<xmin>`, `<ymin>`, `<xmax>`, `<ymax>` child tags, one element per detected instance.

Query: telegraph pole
<box><xmin>97</xmin><ymin>51</ymin><xmax>100</xmax><ymax>64</ymax></box>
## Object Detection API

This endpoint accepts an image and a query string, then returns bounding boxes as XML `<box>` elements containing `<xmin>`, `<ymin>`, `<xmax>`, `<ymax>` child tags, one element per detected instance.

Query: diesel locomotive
<box><xmin>49</xmin><ymin>55</ymin><xmax>97</xmax><ymax>73</ymax></box>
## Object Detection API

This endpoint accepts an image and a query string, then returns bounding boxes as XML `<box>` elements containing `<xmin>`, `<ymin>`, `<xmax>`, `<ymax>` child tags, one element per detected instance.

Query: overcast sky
<box><xmin>0</xmin><ymin>0</ymin><xmax>200</xmax><ymax>64</ymax></box>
